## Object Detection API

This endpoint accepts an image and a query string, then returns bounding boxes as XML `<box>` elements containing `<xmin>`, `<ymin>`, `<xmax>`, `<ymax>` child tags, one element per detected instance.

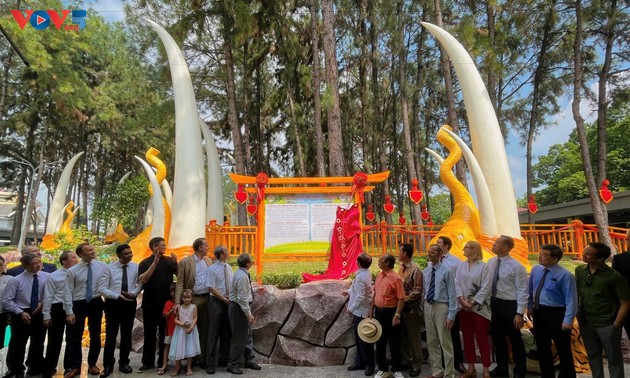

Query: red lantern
<box><xmin>409</xmin><ymin>178</ymin><xmax>423</xmax><ymax>204</ymax></box>
<box><xmin>427</xmin><ymin>217</ymin><xmax>434</xmax><ymax>226</ymax></box>
<box><xmin>599</xmin><ymin>179</ymin><xmax>613</xmax><ymax>204</ymax></box>
<box><xmin>234</xmin><ymin>184</ymin><xmax>247</xmax><ymax>204</ymax></box>
<box><xmin>398</xmin><ymin>212</ymin><xmax>406</xmax><ymax>225</ymax></box>
<box><xmin>528</xmin><ymin>195</ymin><xmax>538</xmax><ymax>214</ymax></box>
<box><xmin>365</xmin><ymin>205</ymin><xmax>376</xmax><ymax>222</ymax></box>
<box><xmin>255</xmin><ymin>172</ymin><xmax>269</xmax><ymax>202</ymax></box>
<box><xmin>383</xmin><ymin>195</ymin><xmax>395</xmax><ymax>214</ymax></box>
<box><xmin>352</xmin><ymin>172</ymin><xmax>368</xmax><ymax>203</ymax></box>
<box><xmin>246</xmin><ymin>196</ymin><xmax>258</xmax><ymax>216</ymax></box>
<box><xmin>421</xmin><ymin>204</ymin><xmax>430</xmax><ymax>221</ymax></box>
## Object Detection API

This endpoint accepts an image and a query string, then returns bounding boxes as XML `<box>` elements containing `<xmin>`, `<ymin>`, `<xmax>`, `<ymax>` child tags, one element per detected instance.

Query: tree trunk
<box><xmin>433</xmin><ymin>0</ymin><xmax>468</xmax><ymax>189</ymax></box>
<box><xmin>321</xmin><ymin>0</ymin><xmax>345</xmax><ymax>176</ymax></box>
<box><xmin>309</xmin><ymin>0</ymin><xmax>326</xmax><ymax>177</ymax></box>
<box><xmin>222</xmin><ymin>3</ymin><xmax>248</xmax><ymax>226</ymax></box>
<box><xmin>526</xmin><ymin>2</ymin><xmax>555</xmax><ymax>224</ymax></box>
<box><xmin>359</xmin><ymin>0</ymin><xmax>370</xmax><ymax>172</ymax></box>
<box><xmin>287</xmin><ymin>82</ymin><xmax>306</xmax><ymax>177</ymax></box>
<box><xmin>571</xmin><ymin>0</ymin><xmax>614</xmax><ymax>250</ymax></box>
<box><xmin>396</xmin><ymin>0</ymin><xmax>421</xmax><ymax>224</ymax></box>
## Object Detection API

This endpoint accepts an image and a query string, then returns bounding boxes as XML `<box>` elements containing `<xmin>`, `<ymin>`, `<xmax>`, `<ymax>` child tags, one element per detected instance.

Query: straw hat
<box><xmin>357</xmin><ymin>318</ymin><xmax>382</xmax><ymax>343</ymax></box>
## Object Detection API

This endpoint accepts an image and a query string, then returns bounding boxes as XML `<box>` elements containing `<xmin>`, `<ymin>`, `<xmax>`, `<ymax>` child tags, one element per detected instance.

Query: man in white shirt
<box><xmin>2</xmin><ymin>253</ymin><xmax>50</xmax><ymax>378</ymax></box>
<box><xmin>344</xmin><ymin>253</ymin><xmax>375</xmax><ymax>376</ymax></box>
<box><xmin>63</xmin><ymin>243</ymin><xmax>108</xmax><ymax>378</ymax></box>
<box><xmin>488</xmin><ymin>235</ymin><xmax>528</xmax><ymax>378</ymax></box>
<box><xmin>42</xmin><ymin>250</ymin><xmax>79</xmax><ymax>378</ymax></box>
<box><xmin>98</xmin><ymin>244</ymin><xmax>142</xmax><ymax>377</ymax></box>
<box><xmin>205</xmin><ymin>245</ymin><xmax>233</xmax><ymax>374</ymax></box>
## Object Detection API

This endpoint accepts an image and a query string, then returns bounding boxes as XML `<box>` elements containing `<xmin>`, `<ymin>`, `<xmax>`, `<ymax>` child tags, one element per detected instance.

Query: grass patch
<box><xmin>0</xmin><ymin>246</ymin><xmax>16</xmax><ymax>253</ymax></box>
<box><xmin>528</xmin><ymin>254</ymin><xmax>584</xmax><ymax>273</ymax></box>
<box><xmin>264</xmin><ymin>241</ymin><xmax>330</xmax><ymax>254</ymax></box>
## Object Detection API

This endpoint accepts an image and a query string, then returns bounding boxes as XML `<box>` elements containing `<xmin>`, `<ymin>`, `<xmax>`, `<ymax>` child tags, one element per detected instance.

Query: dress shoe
<box><xmin>409</xmin><ymin>368</ymin><xmax>421</xmax><ymax>377</ymax></box>
<box><xmin>347</xmin><ymin>364</ymin><xmax>364</xmax><ymax>371</ymax></box>
<box><xmin>205</xmin><ymin>367</ymin><xmax>215</xmax><ymax>375</ymax></box>
<box><xmin>100</xmin><ymin>366</ymin><xmax>114</xmax><ymax>378</ymax></box>
<box><xmin>89</xmin><ymin>365</ymin><xmax>101</xmax><ymax>375</ymax></box>
<box><xmin>455</xmin><ymin>363</ymin><xmax>467</xmax><ymax>375</ymax></box>
<box><xmin>244</xmin><ymin>362</ymin><xmax>261</xmax><ymax>370</ymax></box>
<box><xmin>489</xmin><ymin>367</ymin><xmax>509</xmax><ymax>377</ymax></box>
<box><xmin>119</xmin><ymin>364</ymin><xmax>133</xmax><ymax>374</ymax></box>
<box><xmin>364</xmin><ymin>367</ymin><xmax>374</xmax><ymax>376</ymax></box>
<box><xmin>226</xmin><ymin>367</ymin><xmax>243</xmax><ymax>375</ymax></box>
<box><xmin>64</xmin><ymin>368</ymin><xmax>81</xmax><ymax>378</ymax></box>
<box><xmin>136</xmin><ymin>365</ymin><xmax>153</xmax><ymax>373</ymax></box>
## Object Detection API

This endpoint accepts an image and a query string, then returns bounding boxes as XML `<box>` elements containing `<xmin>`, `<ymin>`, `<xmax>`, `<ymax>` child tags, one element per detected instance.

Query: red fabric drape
<box><xmin>302</xmin><ymin>205</ymin><xmax>363</xmax><ymax>282</ymax></box>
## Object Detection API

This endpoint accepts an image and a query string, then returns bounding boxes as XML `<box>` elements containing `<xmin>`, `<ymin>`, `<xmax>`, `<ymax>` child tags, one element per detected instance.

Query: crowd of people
<box><xmin>1</xmin><ymin>232</ymin><xmax>630</xmax><ymax>378</ymax></box>
<box><xmin>346</xmin><ymin>234</ymin><xmax>630</xmax><ymax>378</ymax></box>
<box><xmin>0</xmin><ymin>237</ymin><xmax>260</xmax><ymax>378</ymax></box>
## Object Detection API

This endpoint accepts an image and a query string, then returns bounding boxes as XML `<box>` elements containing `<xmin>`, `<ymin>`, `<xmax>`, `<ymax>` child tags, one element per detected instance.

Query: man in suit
<box><xmin>2</xmin><ymin>253</ymin><xmax>51</xmax><ymax>378</ymax></box>
<box><xmin>175</xmin><ymin>237</ymin><xmax>212</xmax><ymax>368</ymax></box>
<box><xmin>6</xmin><ymin>245</ymin><xmax>56</xmax><ymax>276</ymax></box>
<box><xmin>612</xmin><ymin>228</ymin><xmax>630</xmax><ymax>339</ymax></box>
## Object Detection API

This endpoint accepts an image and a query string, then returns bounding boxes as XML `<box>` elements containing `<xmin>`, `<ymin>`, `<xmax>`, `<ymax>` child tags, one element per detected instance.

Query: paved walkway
<box><xmin>2</xmin><ymin>347</ymin><xmax>630</xmax><ymax>378</ymax></box>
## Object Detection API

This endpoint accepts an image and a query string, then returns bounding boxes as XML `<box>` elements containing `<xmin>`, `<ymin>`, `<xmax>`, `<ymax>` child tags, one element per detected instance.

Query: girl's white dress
<box><xmin>168</xmin><ymin>303</ymin><xmax>201</xmax><ymax>360</ymax></box>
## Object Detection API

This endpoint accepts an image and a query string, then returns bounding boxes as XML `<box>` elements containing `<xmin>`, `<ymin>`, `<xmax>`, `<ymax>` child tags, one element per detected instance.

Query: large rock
<box><xmin>279</xmin><ymin>280</ymin><xmax>349</xmax><ymax>345</ymax></box>
<box><xmin>325</xmin><ymin>307</ymin><xmax>355</xmax><ymax>347</ymax></box>
<box><xmin>269</xmin><ymin>335</ymin><xmax>347</xmax><ymax>366</ymax></box>
<box><xmin>252</xmin><ymin>286</ymin><xmax>296</xmax><ymax>356</ymax></box>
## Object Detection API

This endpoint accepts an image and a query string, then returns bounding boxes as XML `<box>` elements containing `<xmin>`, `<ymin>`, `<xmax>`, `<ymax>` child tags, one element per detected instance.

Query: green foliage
<box><xmin>427</xmin><ymin>193</ymin><xmax>452</xmax><ymax>225</ymax></box>
<box><xmin>51</xmin><ymin>226</ymin><xmax>101</xmax><ymax>253</ymax></box>
<box><xmin>91</xmin><ymin>175</ymin><xmax>150</xmax><ymax>236</ymax></box>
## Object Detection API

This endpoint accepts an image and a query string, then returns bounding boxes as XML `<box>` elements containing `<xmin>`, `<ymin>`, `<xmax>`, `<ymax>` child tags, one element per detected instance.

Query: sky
<box><xmin>65</xmin><ymin>1</ymin><xmax>596</xmax><ymax>201</ymax></box>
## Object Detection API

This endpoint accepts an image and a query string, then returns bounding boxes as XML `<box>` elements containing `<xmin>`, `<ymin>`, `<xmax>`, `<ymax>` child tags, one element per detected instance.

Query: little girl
<box><xmin>168</xmin><ymin>289</ymin><xmax>200</xmax><ymax>376</ymax></box>
<box><xmin>158</xmin><ymin>284</ymin><xmax>177</xmax><ymax>375</ymax></box>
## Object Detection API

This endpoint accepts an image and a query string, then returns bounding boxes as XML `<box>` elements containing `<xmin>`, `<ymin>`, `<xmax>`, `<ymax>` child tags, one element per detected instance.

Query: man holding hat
<box><xmin>344</xmin><ymin>253</ymin><xmax>375</xmax><ymax>376</ymax></box>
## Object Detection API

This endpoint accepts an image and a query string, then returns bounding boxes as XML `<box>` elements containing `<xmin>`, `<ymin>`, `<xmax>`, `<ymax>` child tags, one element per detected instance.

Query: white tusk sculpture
<box><xmin>443</xmin><ymin>128</ymin><xmax>497</xmax><ymax>236</ymax></box>
<box><xmin>46</xmin><ymin>151</ymin><xmax>84</xmax><ymax>235</ymax></box>
<box><xmin>421</xmin><ymin>22</ymin><xmax>520</xmax><ymax>238</ymax></box>
<box><xmin>199</xmin><ymin>118</ymin><xmax>224</xmax><ymax>225</ymax></box>
<box><xmin>135</xmin><ymin>156</ymin><xmax>165</xmax><ymax>238</ymax></box>
<box><xmin>425</xmin><ymin>148</ymin><xmax>445</xmax><ymax>165</ymax></box>
<box><xmin>146</xmin><ymin>19</ymin><xmax>206</xmax><ymax>248</ymax></box>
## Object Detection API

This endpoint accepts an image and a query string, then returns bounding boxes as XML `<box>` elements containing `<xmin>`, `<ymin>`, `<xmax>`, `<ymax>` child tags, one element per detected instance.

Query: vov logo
<box><xmin>10</xmin><ymin>10</ymin><xmax>87</xmax><ymax>31</ymax></box>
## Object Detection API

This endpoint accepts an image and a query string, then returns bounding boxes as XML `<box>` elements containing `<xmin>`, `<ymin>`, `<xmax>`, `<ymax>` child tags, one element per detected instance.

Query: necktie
<box><xmin>491</xmin><ymin>258</ymin><xmax>501</xmax><ymax>297</ymax></box>
<box><xmin>426</xmin><ymin>267</ymin><xmax>435</xmax><ymax>304</ymax></box>
<box><xmin>534</xmin><ymin>268</ymin><xmax>549</xmax><ymax>310</ymax></box>
<box><xmin>224</xmin><ymin>264</ymin><xmax>230</xmax><ymax>297</ymax></box>
<box><xmin>247</xmin><ymin>271</ymin><xmax>254</xmax><ymax>299</ymax></box>
<box><xmin>86</xmin><ymin>263</ymin><xmax>93</xmax><ymax>302</ymax></box>
<box><xmin>30</xmin><ymin>274</ymin><xmax>39</xmax><ymax>310</ymax></box>
<box><xmin>121</xmin><ymin>264</ymin><xmax>129</xmax><ymax>293</ymax></box>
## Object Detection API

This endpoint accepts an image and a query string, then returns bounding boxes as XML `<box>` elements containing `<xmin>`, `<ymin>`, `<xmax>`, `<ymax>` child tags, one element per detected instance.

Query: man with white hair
<box><xmin>6</xmin><ymin>245</ymin><xmax>56</xmax><ymax>276</ymax></box>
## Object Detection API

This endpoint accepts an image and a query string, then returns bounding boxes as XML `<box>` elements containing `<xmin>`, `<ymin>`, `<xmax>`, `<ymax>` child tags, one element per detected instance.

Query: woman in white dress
<box><xmin>455</xmin><ymin>241</ymin><xmax>492</xmax><ymax>378</ymax></box>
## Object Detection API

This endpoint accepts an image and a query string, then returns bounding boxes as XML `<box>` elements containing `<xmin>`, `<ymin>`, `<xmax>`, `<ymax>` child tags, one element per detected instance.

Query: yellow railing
<box><xmin>206</xmin><ymin>221</ymin><xmax>628</xmax><ymax>261</ymax></box>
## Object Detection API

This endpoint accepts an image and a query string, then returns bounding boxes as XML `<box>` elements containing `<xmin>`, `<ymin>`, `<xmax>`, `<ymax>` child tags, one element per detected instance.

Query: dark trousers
<box><xmin>206</xmin><ymin>296</ymin><xmax>231</xmax><ymax>367</ymax></box>
<box><xmin>227</xmin><ymin>302</ymin><xmax>254</xmax><ymax>369</ymax></box>
<box><xmin>533</xmin><ymin>306</ymin><xmax>576</xmax><ymax>378</ymax></box>
<box><xmin>491</xmin><ymin>298</ymin><xmax>526</xmax><ymax>377</ymax></box>
<box><xmin>353</xmin><ymin>314</ymin><xmax>375</xmax><ymax>369</ymax></box>
<box><xmin>0</xmin><ymin>312</ymin><xmax>8</xmax><ymax>350</ymax></box>
<box><xmin>44</xmin><ymin>303</ymin><xmax>71</xmax><ymax>374</ymax></box>
<box><xmin>103</xmin><ymin>298</ymin><xmax>137</xmax><ymax>367</ymax></box>
<box><xmin>450</xmin><ymin>314</ymin><xmax>463</xmax><ymax>365</ymax></box>
<box><xmin>142</xmin><ymin>304</ymin><xmax>166</xmax><ymax>367</ymax></box>
<box><xmin>6</xmin><ymin>310</ymin><xmax>45</xmax><ymax>373</ymax></box>
<box><xmin>67</xmin><ymin>298</ymin><xmax>104</xmax><ymax>369</ymax></box>
<box><xmin>374</xmin><ymin>307</ymin><xmax>402</xmax><ymax>373</ymax></box>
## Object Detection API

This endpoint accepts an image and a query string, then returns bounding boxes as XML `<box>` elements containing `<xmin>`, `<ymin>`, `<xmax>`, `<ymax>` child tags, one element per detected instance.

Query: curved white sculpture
<box><xmin>45</xmin><ymin>151</ymin><xmax>84</xmax><ymax>235</ymax></box>
<box><xmin>146</xmin><ymin>19</ymin><xmax>206</xmax><ymax>247</ymax></box>
<box><xmin>135</xmin><ymin>156</ymin><xmax>165</xmax><ymax>238</ymax></box>
<box><xmin>199</xmin><ymin>118</ymin><xmax>224</xmax><ymax>225</ymax></box>
<box><xmin>421</xmin><ymin>22</ymin><xmax>520</xmax><ymax>238</ymax></box>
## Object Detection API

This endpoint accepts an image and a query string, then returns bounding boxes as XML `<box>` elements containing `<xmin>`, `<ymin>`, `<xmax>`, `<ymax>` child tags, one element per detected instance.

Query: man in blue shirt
<box><xmin>423</xmin><ymin>244</ymin><xmax>457</xmax><ymax>378</ymax></box>
<box><xmin>528</xmin><ymin>244</ymin><xmax>577</xmax><ymax>378</ymax></box>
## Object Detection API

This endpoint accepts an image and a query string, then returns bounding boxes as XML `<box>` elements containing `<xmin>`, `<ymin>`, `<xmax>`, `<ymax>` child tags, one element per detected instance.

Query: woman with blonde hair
<box><xmin>455</xmin><ymin>241</ymin><xmax>492</xmax><ymax>378</ymax></box>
